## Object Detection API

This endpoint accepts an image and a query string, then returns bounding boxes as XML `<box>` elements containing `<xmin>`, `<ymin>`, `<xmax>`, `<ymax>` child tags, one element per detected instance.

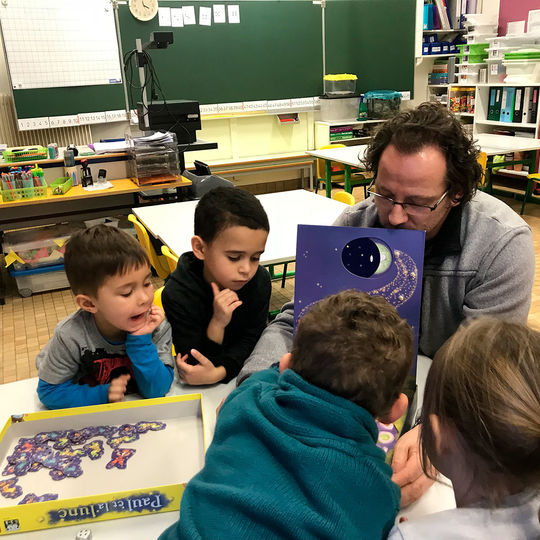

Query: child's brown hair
<box><xmin>290</xmin><ymin>290</ymin><xmax>413</xmax><ymax>418</ymax></box>
<box><xmin>65</xmin><ymin>225</ymin><xmax>149</xmax><ymax>296</ymax></box>
<box><xmin>421</xmin><ymin>318</ymin><xmax>540</xmax><ymax>504</ymax></box>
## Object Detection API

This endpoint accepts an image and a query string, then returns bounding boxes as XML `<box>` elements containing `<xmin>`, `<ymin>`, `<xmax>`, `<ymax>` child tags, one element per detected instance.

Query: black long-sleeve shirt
<box><xmin>162</xmin><ymin>251</ymin><xmax>271</xmax><ymax>382</ymax></box>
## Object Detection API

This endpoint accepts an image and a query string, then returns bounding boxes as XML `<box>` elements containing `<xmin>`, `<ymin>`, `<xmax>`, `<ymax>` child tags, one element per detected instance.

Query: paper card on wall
<box><xmin>294</xmin><ymin>225</ymin><xmax>425</xmax><ymax>372</ymax></box>
<box><xmin>182</xmin><ymin>6</ymin><xmax>196</xmax><ymax>25</ymax></box>
<box><xmin>213</xmin><ymin>5</ymin><xmax>226</xmax><ymax>23</ymax></box>
<box><xmin>227</xmin><ymin>5</ymin><xmax>240</xmax><ymax>23</ymax></box>
<box><xmin>199</xmin><ymin>7</ymin><xmax>211</xmax><ymax>26</ymax></box>
<box><xmin>171</xmin><ymin>8</ymin><xmax>184</xmax><ymax>27</ymax></box>
<box><xmin>159</xmin><ymin>7</ymin><xmax>172</xmax><ymax>26</ymax></box>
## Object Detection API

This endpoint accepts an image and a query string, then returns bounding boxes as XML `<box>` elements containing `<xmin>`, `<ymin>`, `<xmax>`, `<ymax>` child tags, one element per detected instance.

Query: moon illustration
<box><xmin>341</xmin><ymin>238</ymin><xmax>392</xmax><ymax>278</ymax></box>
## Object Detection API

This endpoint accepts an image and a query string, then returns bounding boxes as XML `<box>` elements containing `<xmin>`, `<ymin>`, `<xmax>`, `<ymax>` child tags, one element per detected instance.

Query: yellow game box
<box><xmin>0</xmin><ymin>394</ymin><xmax>205</xmax><ymax>535</ymax></box>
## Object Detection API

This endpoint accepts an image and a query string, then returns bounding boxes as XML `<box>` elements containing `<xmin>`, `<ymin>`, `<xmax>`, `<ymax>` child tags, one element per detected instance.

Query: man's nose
<box><xmin>387</xmin><ymin>203</ymin><xmax>408</xmax><ymax>227</ymax></box>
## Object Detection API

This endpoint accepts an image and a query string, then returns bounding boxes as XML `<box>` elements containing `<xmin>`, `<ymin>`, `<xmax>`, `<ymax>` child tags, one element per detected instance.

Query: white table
<box><xmin>309</xmin><ymin>137</ymin><xmax>540</xmax><ymax>214</ymax></box>
<box><xmin>0</xmin><ymin>357</ymin><xmax>454</xmax><ymax>539</ymax></box>
<box><xmin>307</xmin><ymin>145</ymin><xmax>369</xmax><ymax>197</ymax></box>
<box><xmin>133</xmin><ymin>189</ymin><xmax>348</xmax><ymax>265</ymax></box>
<box><xmin>0</xmin><ymin>376</ymin><xmax>234</xmax><ymax>540</ymax></box>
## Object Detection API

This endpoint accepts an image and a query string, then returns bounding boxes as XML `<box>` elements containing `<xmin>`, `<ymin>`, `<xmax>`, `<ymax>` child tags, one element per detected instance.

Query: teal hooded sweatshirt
<box><xmin>159</xmin><ymin>366</ymin><xmax>401</xmax><ymax>539</ymax></box>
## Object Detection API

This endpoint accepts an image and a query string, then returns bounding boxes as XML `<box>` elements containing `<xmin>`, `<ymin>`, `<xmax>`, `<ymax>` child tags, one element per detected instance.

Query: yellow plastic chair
<box><xmin>154</xmin><ymin>286</ymin><xmax>176</xmax><ymax>356</ymax></box>
<box><xmin>315</xmin><ymin>144</ymin><xmax>346</xmax><ymax>194</ymax></box>
<box><xmin>477</xmin><ymin>151</ymin><xmax>488</xmax><ymax>188</ymax></box>
<box><xmin>128</xmin><ymin>214</ymin><xmax>169</xmax><ymax>279</ymax></box>
<box><xmin>332</xmin><ymin>191</ymin><xmax>356</xmax><ymax>206</ymax></box>
<box><xmin>161</xmin><ymin>245</ymin><xmax>179</xmax><ymax>273</ymax></box>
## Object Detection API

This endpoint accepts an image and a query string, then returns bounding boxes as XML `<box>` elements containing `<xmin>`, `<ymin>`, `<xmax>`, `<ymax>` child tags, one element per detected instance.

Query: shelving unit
<box><xmin>314</xmin><ymin>120</ymin><xmax>385</xmax><ymax>148</ymax></box>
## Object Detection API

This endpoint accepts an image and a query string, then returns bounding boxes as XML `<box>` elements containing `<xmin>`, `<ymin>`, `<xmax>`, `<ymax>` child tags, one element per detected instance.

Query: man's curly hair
<box><xmin>364</xmin><ymin>102</ymin><xmax>482</xmax><ymax>204</ymax></box>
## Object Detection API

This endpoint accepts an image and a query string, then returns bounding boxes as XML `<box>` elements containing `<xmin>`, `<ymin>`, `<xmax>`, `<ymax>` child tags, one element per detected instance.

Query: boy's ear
<box><xmin>378</xmin><ymin>393</ymin><xmax>408</xmax><ymax>425</ymax></box>
<box><xmin>75</xmin><ymin>294</ymin><xmax>98</xmax><ymax>314</ymax></box>
<box><xmin>279</xmin><ymin>352</ymin><xmax>292</xmax><ymax>373</ymax></box>
<box><xmin>191</xmin><ymin>235</ymin><xmax>206</xmax><ymax>261</ymax></box>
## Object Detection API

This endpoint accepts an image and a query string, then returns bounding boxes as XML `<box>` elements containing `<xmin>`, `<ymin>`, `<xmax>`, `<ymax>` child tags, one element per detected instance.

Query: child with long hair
<box><xmin>389</xmin><ymin>318</ymin><xmax>540</xmax><ymax>539</ymax></box>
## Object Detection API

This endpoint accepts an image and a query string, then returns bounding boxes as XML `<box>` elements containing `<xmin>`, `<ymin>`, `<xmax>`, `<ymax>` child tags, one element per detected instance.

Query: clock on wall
<box><xmin>129</xmin><ymin>0</ymin><xmax>159</xmax><ymax>21</ymax></box>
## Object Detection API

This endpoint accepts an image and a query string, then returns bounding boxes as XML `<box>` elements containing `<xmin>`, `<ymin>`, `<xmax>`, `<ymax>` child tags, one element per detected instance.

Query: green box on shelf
<box><xmin>0</xmin><ymin>178</ymin><xmax>47</xmax><ymax>202</ymax></box>
<box><xmin>456</xmin><ymin>43</ymin><xmax>489</xmax><ymax>55</ymax></box>
<box><xmin>2</xmin><ymin>146</ymin><xmax>48</xmax><ymax>163</ymax></box>
<box><xmin>50</xmin><ymin>176</ymin><xmax>73</xmax><ymax>195</ymax></box>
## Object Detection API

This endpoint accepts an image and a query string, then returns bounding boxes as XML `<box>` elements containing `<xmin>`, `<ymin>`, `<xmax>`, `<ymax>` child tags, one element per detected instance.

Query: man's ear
<box><xmin>75</xmin><ymin>294</ymin><xmax>98</xmax><ymax>314</ymax></box>
<box><xmin>279</xmin><ymin>352</ymin><xmax>292</xmax><ymax>373</ymax></box>
<box><xmin>450</xmin><ymin>192</ymin><xmax>463</xmax><ymax>207</ymax></box>
<box><xmin>191</xmin><ymin>235</ymin><xmax>206</xmax><ymax>261</ymax></box>
<box><xmin>378</xmin><ymin>393</ymin><xmax>408</xmax><ymax>424</ymax></box>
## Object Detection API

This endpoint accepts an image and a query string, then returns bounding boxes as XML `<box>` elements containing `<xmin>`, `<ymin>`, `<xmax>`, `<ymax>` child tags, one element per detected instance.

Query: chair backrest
<box><xmin>477</xmin><ymin>151</ymin><xmax>488</xmax><ymax>186</ymax></box>
<box><xmin>316</xmin><ymin>144</ymin><xmax>346</xmax><ymax>179</ymax></box>
<box><xmin>332</xmin><ymin>191</ymin><xmax>356</xmax><ymax>205</ymax></box>
<box><xmin>161</xmin><ymin>245</ymin><xmax>179</xmax><ymax>273</ymax></box>
<box><xmin>182</xmin><ymin>170</ymin><xmax>234</xmax><ymax>199</ymax></box>
<box><xmin>153</xmin><ymin>285</ymin><xmax>176</xmax><ymax>356</ymax></box>
<box><xmin>128</xmin><ymin>214</ymin><xmax>170</xmax><ymax>279</ymax></box>
<box><xmin>154</xmin><ymin>285</ymin><xmax>164</xmax><ymax>309</ymax></box>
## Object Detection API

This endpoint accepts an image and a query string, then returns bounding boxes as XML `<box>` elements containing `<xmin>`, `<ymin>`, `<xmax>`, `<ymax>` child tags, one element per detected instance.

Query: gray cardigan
<box><xmin>237</xmin><ymin>191</ymin><xmax>534</xmax><ymax>384</ymax></box>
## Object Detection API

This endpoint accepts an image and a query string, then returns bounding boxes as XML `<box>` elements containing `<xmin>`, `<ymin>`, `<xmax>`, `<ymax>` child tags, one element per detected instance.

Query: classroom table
<box><xmin>0</xmin><ymin>356</ymin><xmax>455</xmax><ymax>539</ymax></box>
<box><xmin>308</xmin><ymin>137</ymin><xmax>540</xmax><ymax>214</ymax></box>
<box><xmin>307</xmin><ymin>145</ymin><xmax>368</xmax><ymax>198</ymax></box>
<box><xmin>132</xmin><ymin>189</ymin><xmax>349</xmax><ymax>266</ymax></box>
<box><xmin>476</xmin><ymin>134</ymin><xmax>540</xmax><ymax>215</ymax></box>
<box><xmin>0</xmin><ymin>177</ymin><xmax>192</xmax><ymax>305</ymax></box>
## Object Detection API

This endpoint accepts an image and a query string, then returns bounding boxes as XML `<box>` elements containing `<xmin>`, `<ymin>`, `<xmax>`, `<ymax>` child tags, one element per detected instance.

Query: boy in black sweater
<box><xmin>162</xmin><ymin>187</ymin><xmax>271</xmax><ymax>384</ymax></box>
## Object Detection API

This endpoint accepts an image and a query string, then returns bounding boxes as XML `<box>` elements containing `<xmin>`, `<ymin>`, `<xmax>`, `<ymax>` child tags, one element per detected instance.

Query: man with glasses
<box><xmin>237</xmin><ymin>102</ymin><xmax>534</xmax><ymax>506</ymax></box>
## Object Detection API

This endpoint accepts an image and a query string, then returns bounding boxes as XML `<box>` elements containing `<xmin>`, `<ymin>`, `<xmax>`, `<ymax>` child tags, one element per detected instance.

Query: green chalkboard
<box><xmin>12</xmin><ymin>0</ymin><xmax>415</xmax><ymax>118</ymax></box>
<box><xmin>118</xmin><ymin>1</ymin><xmax>323</xmax><ymax>105</ymax></box>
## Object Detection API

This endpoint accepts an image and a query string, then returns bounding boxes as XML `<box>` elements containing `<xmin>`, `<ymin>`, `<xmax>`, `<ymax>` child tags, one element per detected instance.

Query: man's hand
<box><xmin>210</xmin><ymin>282</ymin><xmax>242</xmax><ymax>329</ymax></box>
<box><xmin>176</xmin><ymin>349</ymin><xmax>226</xmax><ymax>385</ymax></box>
<box><xmin>108</xmin><ymin>374</ymin><xmax>131</xmax><ymax>403</ymax></box>
<box><xmin>131</xmin><ymin>305</ymin><xmax>165</xmax><ymax>336</ymax></box>
<box><xmin>391</xmin><ymin>424</ymin><xmax>435</xmax><ymax>507</ymax></box>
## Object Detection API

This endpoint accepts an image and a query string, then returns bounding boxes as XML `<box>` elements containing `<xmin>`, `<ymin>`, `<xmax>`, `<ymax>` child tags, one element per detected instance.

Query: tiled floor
<box><xmin>2</xmin><ymin>187</ymin><xmax>540</xmax><ymax>385</ymax></box>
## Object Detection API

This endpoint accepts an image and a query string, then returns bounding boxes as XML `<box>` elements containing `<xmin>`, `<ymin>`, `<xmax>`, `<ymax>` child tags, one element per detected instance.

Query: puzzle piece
<box><xmin>0</xmin><ymin>477</ymin><xmax>22</xmax><ymax>499</ymax></box>
<box><xmin>18</xmin><ymin>492</ymin><xmax>58</xmax><ymax>505</ymax></box>
<box><xmin>107</xmin><ymin>434</ymin><xmax>139</xmax><ymax>448</ymax></box>
<box><xmin>135</xmin><ymin>421</ymin><xmax>166</xmax><ymax>433</ymax></box>
<box><xmin>83</xmin><ymin>440</ymin><xmax>104</xmax><ymax>460</ymax></box>
<box><xmin>106</xmin><ymin>448</ymin><xmax>136</xmax><ymax>470</ymax></box>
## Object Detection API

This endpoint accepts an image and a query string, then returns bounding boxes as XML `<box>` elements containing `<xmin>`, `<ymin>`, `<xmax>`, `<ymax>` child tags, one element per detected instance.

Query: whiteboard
<box><xmin>0</xmin><ymin>0</ymin><xmax>122</xmax><ymax>90</ymax></box>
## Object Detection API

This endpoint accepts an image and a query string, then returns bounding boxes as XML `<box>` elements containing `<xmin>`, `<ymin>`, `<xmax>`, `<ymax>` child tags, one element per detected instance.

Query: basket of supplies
<box><xmin>2</xmin><ymin>146</ymin><xmax>48</xmax><ymax>163</ymax></box>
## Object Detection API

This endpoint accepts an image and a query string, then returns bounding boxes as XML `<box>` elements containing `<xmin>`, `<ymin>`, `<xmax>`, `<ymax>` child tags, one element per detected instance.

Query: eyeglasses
<box><xmin>367</xmin><ymin>180</ymin><xmax>449</xmax><ymax>217</ymax></box>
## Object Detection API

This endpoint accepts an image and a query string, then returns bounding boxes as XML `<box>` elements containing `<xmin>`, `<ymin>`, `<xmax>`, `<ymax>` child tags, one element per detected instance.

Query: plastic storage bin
<box><xmin>319</xmin><ymin>96</ymin><xmax>360</xmax><ymax>121</ymax></box>
<box><xmin>9</xmin><ymin>264</ymin><xmax>70</xmax><ymax>297</ymax></box>
<box><xmin>2</xmin><ymin>146</ymin><xmax>48</xmax><ymax>163</ymax></box>
<box><xmin>3</xmin><ymin>223</ymin><xmax>85</xmax><ymax>271</ymax></box>
<box><xmin>323</xmin><ymin>74</ymin><xmax>357</xmax><ymax>96</ymax></box>
<box><xmin>364</xmin><ymin>90</ymin><xmax>401</xmax><ymax>119</ymax></box>
<box><xmin>502</xmin><ymin>59</ymin><xmax>540</xmax><ymax>84</ymax></box>
<box><xmin>457</xmin><ymin>43</ymin><xmax>488</xmax><ymax>55</ymax></box>
<box><xmin>50</xmin><ymin>176</ymin><xmax>72</xmax><ymax>195</ymax></box>
<box><xmin>0</xmin><ymin>176</ymin><xmax>47</xmax><ymax>202</ymax></box>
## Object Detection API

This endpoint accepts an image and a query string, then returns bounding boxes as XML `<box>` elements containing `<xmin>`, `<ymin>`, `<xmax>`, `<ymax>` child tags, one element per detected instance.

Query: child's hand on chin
<box><xmin>131</xmin><ymin>305</ymin><xmax>165</xmax><ymax>336</ymax></box>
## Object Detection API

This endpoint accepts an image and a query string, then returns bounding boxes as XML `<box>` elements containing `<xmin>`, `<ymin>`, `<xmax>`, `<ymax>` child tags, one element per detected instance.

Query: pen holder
<box><xmin>64</xmin><ymin>166</ymin><xmax>79</xmax><ymax>187</ymax></box>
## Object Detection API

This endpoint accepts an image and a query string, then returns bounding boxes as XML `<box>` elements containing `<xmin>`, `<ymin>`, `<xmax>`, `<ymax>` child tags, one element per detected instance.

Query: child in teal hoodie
<box><xmin>160</xmin><ymin>290</ymin><xmax>413</xmax><ymax>540</ymax></box>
